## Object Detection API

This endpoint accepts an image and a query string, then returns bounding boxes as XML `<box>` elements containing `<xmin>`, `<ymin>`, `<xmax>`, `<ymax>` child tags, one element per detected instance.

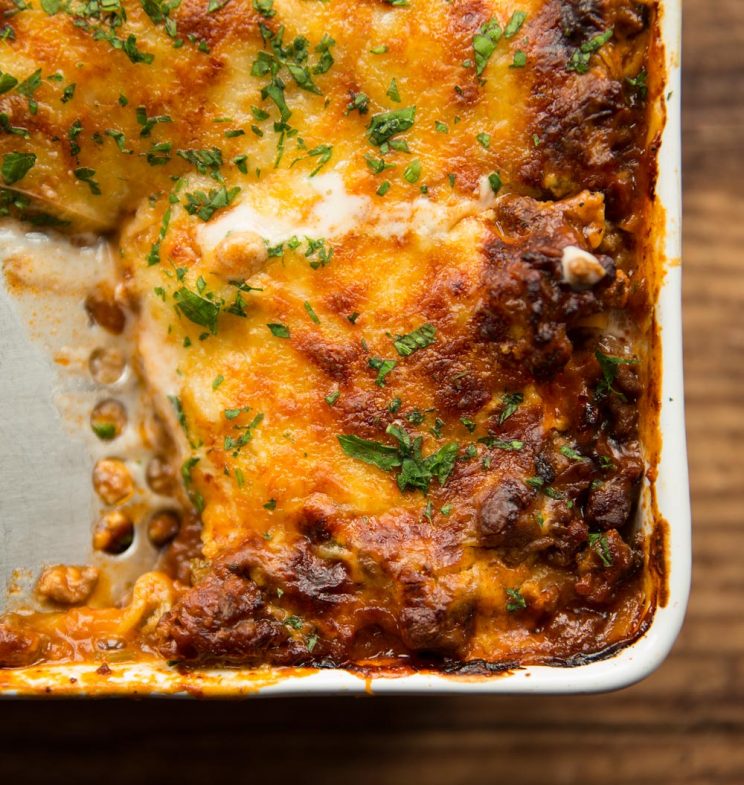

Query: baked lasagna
<box><xmin>0</xmin><ymin>0</ymin><xmax>666</xmax><ymax>676</ymax></box>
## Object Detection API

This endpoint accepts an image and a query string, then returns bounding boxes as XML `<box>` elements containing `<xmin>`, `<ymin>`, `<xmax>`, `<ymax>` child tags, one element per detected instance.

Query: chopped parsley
<box><xmin>1</xmin><ymin>151</ymin><xmax>35</xmax><ymax>185</ymax></box>
<box><xmin>402</xmin><ymin>159</ymin><xmax>421</xmax><ymax>183</ymax></box>
<box><xmin>627</xmin><ymin>69</ymin><xmax>648</xmax><ymax>100</ymax></box>
<box><xmin>183</xmin><ymin>185</ymin><xmax>240</xmax><ymax>221</ymax></box>
<box><xmin>267</xmin><ymin>322</ymin><xmax>290</xmax><ymax>338</ymax></box>
<box><xmin>168</xmin><ymin>395</ymin><xmax>189</xmax><ymax>435</ymax></box>
<box><xmin>174</xmin><ymin>287</ymin><xmax>221</xmax><ymax>334</ymax></box>
<box><xmin>559</xmin><ymin>445</ymin><xmax>585</xmax><ymax>461</ymax></box>
<box><xmin>476</xmin><ymin>132</ymin><xmax>491</xmax><ymax>149</ymax></box>
<box><xmin>0</xmin><ymin>71</ymin><xmax>18</xmax><ymax>94</ymax></box>
<box><xmin>337</xmin><ymin>423</ymin><xmax>459</xmax><ymax>494</ymax></box>
<box><xmin>17</xmin><ymin>69</ymin><xmax>41</xmax><ymax>114</ymax></box>
<box><xmin>473</xmin><ymin>19</ymin><xmax>502</xmax><ymax>76</ymax></box>
<box><xmin>177</xmin><ymin>148</ymin><xmax>223</xmax><ymax>178</ymax></box>
<box><xmin>498</xmin><ymin>391</ymin><xmax>523</xmax><ymax>424</ymax></box>
<box><xmin>74</xmin><ymin>167</ymin><xmax>101</xmax><ymax>195</ymax></box>
<box><xmin>588</xmin><ymin>532</ymin><xmax>613</xmax><ymax>567</ymax></box>
<box><xmin>181</xmin><ymin>456</ymin><xmax>204</xmax><ymax>512</ymax></box>
<box><xmin>488</xmin><ymin>172</ymin><xmax>502</xmax><ymax>194</ymax></box>
<box><xmin>393</xmin><ymin>323</ymin><xmax>436</xmax><ymax>356</ymax></box>
<box><xmin>346</xmin><ymin>91</ymin><xmax>369</xmax><ymax>115</ymax></box>
<box><xmin>367</xmin><ymin>106</ymin><xmax>416</xmax><ymax>147</ymax></box>
<box><xmin>504</xmin><ymin>10</ymin><xmax>527</xmax><ymax>39</ymax></box>
<box><xmin>595</xmin><ymin>350</ymin><xmax>638</xmax><ymax>400</ymax></box>
<box><xmin>567</xmin><ymin>28</ymin><xmax>613</xmax><ymax>74</ymax></box>
<box><xmin>291</xmin><ymin>143</ymin><xmax>333</xmax><ymax>177</ymax></box>
<box><xmin>365</xmin><ymin>154</ymin><xmax>396</xmax><ymax>175</ymax></box>
<box><xmin>510</xmin><ymin>50</ymin><xmax>527</xmax><ymax>68</ymax></box>
<box><xmin>386</xmin><ymin>78</ymin><xmax>401</xmax><ymax>103</ymax></box>
<box><xmin>91</xmin><ymin>422</ymin><xmax>116</xmax><ymax>440</ymax></box>
<box><xmin>135</xmin><ymin>106</ymin><xmax>172</xmax><ymax>137</ymax></box>
<box><xmin>303</xmin><ymin>301</ymin><xmax>320</xmax><ymax>323</ymax></box>
<box><xmin>368</xmin><ymin>357</ymin><xmax>397</xmax><ymax>386</ymax></box>
<box><xmin>224</xmin><ymin>406</ymin><xmax>251</xmax><ymax>420</ymax></box>
<box><xmin>479</xmin><ymin>437</ymin><xmax>523</xmax><ymax>451</ymax></box>
<box><xmin>252</xmin><ymin>0</ymin><xmax>274</xmax><ymax>17</ymax></box>
<box><xmin>505</xmin><ymin>587</ymin><xmax>527</xmax><ymax>612</ymax></box>
<box><xmin>224</xmin><ymin>412</ymin><xmax>263</xmax><ymax>456</ymax></box>
<box><xmin>285</xmin><ymin>615</ymin><xmax>303</xmax><ymax>630</ymax></box>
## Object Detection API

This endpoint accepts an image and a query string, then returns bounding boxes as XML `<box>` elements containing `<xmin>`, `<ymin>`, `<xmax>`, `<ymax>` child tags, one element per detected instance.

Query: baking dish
<box><xmin>0</xmin><ymin>0</ymin><xmax>688</xmax><ymax>696</ymax></box>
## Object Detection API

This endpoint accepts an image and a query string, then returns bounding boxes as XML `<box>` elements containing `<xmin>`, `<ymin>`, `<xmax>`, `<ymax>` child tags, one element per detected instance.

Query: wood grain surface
<box><xmin>1</xmin><ymin>2</ymin><xmax>742</xmax><ymax>783</ymax></box>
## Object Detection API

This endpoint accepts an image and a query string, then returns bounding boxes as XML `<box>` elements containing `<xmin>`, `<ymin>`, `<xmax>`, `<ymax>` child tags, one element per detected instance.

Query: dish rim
<box><xmin>0</xmin><ymin>0</ymin><xmax>688</xmax><ymax>697</ymax></box>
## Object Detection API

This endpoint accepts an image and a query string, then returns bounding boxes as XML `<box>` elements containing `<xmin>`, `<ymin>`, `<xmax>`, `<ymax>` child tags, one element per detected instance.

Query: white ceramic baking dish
<box><xmin>0</xmin><ymin>0</ymin><xmax>687</xmax><ymax>696</ymax></box>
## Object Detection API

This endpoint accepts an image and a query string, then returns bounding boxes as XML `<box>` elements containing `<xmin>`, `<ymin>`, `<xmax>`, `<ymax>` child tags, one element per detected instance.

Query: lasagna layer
<box><xmin>0</xmin><ymin>0</ymin><xmax>662</xmax><ymax>671</ymax></box>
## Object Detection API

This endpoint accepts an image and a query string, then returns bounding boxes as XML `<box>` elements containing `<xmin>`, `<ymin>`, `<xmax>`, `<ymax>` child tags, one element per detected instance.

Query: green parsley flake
<box><xmin>368</xmin><ymin>357</ymin><xmax>396</xmax><ymax>386</ymax></box>
<box><xmin>365</xmin><ymin>154</ymin><xmax>395</xmax><ymax>175</ymax></box>
<box><xmin>499</xmin><ymin>391</ymin><xmax>523</xmax><ymax>423</ymax></box>
<box><xmin>488</xmin><ymin>172</ymin><xmax>502</xmax><ymax>194</ymax></box>
<box><xmin>473</xmin><ymin>19</ymin><xmax>502</xmax><ymax>76</ymax></box>
<box><xmin>588</xmin><ymin>532</ymin><xmax>613</xmax><ymax>567</ymax></box>
<box><xmin>174</xmin><ymin>287</ymin><xmax>221</xmax><ymax>334</ymax></box>
<box><xmin>303</xmin><ymin>301</ymin><xmax>320</xmax><ymax>324</ymax></box>
<box><xmin>267</xmin><ymin>322</ymin><xmax>290</xmax><ymax>338</ymax></box>
<box><xmin>403</xmin><ymin>159</ymin><xmax>421</xmax><ymax>183</ymax></box>
<box><xmin>504</xmin><ymin>10</ymin><xmax>527</xmax><ymax>39</ymax></box>
<box><xmin>506</xmin><ymin>587</ymin><xmax>527</xmax><ymax>612</ymax></box>
<box><xmin>91</xmin><ymin>422</ymin><xmax>116</xmax><ymax>440</ymax></box>
<box><xmin>479</xmin><ymin>437</ymin><xmax>524</xmax><ymax>451</ymax></box>
<box><xmin>346</xmin><ymin>91</ymin><xmax>369</xmax><ymax>115</ymax></box>
<box><xmin>567</xmin><ymin>28</ymin><xmax>613</xmax><ymax>74</ymax></box>
<box><xmin>74</xmin><ymin>167</ymin><xmax>101</xmax><ymax>195</ymax></box>
<box><xmin>1</xmin><ymin>151</ymin><xmax>36</xmax><ymax>185</ymax></box>
<box><xmin>367</xmin><ymin>106</ymin><xmax>416</xmax><ymax>146</ymax></box>
<box><xmin>560</xmin><ymin>444</ymin><xmax>585</xmax><ymax>461</ymax></box>
<box><xmin>183</xmin><ymin>185</ymin><xmax>240</xmax><ymax>221</ymax></box>
<box><xmin>595</xmin><ymin>350</ymin><xmax>638</xmax><ymax>400</ymax></box>
<box><xmin>386</xmin><ymin>78</ymin><xmax>401</xmax><ymax>103</ymax></box>
<box><xmin>393</xmin><ymin>323</ymin><xmax>436</xmax><ymax>356</ymax></box>
<box><xmin>252</xmin><ymin>0</ymin><xmax>274</xmax><ymax>17</ymax></box>
<box><xmin>338</xmin><ymin>424</ymin><xmax>459</xmax><ymax>494</ymax></box>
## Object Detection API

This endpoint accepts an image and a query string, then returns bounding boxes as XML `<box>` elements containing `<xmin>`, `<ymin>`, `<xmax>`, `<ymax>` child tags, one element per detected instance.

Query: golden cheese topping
<box><xmin>0</xmin><ymin>0</ymin><xmax>663</xmax><ymax>672</ymax></box>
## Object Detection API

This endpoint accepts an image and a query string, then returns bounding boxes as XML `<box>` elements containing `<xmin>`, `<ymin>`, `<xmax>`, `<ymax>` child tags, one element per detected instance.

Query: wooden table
<box><xmin>1</xmin><ymin>2</ymin><xmax>742</xmax><ymax>782</ymax></box>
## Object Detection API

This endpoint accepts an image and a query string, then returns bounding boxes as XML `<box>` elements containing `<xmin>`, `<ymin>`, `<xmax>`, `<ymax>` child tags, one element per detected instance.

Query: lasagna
<box><xmin>0</xmin><ymin>0</ymin><xmax>665</xmax><ymax>675</ymax></box>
